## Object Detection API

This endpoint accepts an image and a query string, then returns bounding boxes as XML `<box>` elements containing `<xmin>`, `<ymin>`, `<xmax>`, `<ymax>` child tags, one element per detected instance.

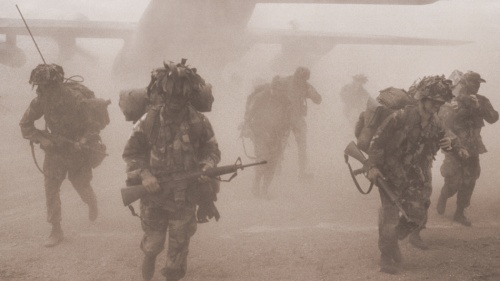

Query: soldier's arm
<box><xmin>19</xmin><ymin>97</ymin><xmax>44</xmax><ymax>142</ymax></box>
<box><xmin>478</xmin><ymin>95</ymin><xmax>499</xmax><ymax>124</ymax></box>
<box><xmin>198</xmin><ymin>115</ymin><xmax>221</xmax><ymax>169</ymax></box>
<box><xmin>306</xmin><ymin>84</ymin><xmax>322</xmax><ymax>104</ymax></box>
<box><xmin>122</xmin><ymin>116</ymin><xmax>151</xmax><ymax>180</ymax></box>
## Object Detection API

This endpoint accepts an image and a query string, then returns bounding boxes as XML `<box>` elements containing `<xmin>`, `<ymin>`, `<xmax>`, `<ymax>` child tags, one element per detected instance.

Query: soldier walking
<box><xmin>437</xmin><ymin>71</ymin><xmax>499</xmax><ymax>226</ymax></box>
<box><xmin>122</xmin><ymin>60</ymin><xmax>220</xmax><ymax>281</ymax></box>
<box><xmin>19</xmin><ymin>64</ymin><xmax>103</xmax><ymax>247</ymax></box>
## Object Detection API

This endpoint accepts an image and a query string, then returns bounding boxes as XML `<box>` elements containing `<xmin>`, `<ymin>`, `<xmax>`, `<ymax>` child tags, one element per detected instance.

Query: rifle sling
<box><xmin>346</xmin><ymin>159</ymin><xmax>373</xmax><ymax>195</ymax></box>
<box><xmin>30</xmin><ymin>141</ymin><xmax>49</xmax><ymax>177</ymax></box>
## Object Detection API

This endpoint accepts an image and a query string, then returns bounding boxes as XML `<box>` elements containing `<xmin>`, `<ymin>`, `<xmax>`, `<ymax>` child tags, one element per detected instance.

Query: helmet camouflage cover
<box><xmin>147</xmin><ymin>59</ymin><xmax>206</xmax><ymax>103</ymax></box>
<box><xmin>29</xmin><ymin>64</ymin><xmax>64</xmax><ymax>86</ymax></box>
<box><xmin>408</xmin><ymin>75</ymin><xmax>453</xmax><ymax>103</ymax></box>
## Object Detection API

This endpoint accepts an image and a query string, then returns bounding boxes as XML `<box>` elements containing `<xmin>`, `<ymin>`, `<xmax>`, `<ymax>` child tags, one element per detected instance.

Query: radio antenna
<box><xmin>15</xmin><ymin>4</ymin><xmax>46</xmax><ymax>64</ymax></box>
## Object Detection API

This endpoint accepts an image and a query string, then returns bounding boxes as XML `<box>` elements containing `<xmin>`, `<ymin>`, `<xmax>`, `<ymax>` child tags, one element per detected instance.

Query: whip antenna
<box><xmin>15</xmin><ymin>4</ymin><xmax>46</xmax><ymax>64</ymax></box>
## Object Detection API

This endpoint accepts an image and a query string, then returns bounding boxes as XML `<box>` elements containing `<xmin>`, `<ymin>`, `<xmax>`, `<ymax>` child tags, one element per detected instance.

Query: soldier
<box><xmin>122</xmin><ymin>60</ymin><xmax>220</xmax><ymax>281</ymax></box>
<box><xmin>19</xmin><ymin>64</ymin><xmax>101</xmax><ymax>247</ymax></box>
<box><xmin>340</xmin><ymin>74</ymin><xmax>375</xmax><ymax>125</ymax></box>
<box><xmin>437</xmin><ymin>71</ymin><xmax>498</xmax><ymax>226</ymax></box>
<box><xmin>241</xmin><ymin>76</ymin><xmax>290</xmax><ymax>199</ymax></box>
<box><xmin>366</xmin><ymin>75</ymin><xmax>466</xmax><ymax>274</ymax></box>
<box><xmin>283</xmin><ymin>66</ymin><xmax>322</xmax><ymax>180</ymax></box>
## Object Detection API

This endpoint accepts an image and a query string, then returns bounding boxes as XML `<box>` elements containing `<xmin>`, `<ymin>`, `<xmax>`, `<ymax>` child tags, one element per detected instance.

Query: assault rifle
<box><xmin>121</xmin><ymin>157</ymin><xmax>267</xmax><ymax>206</ymax></box>
<box><xmin>38</xmin><ymin>130</ymin><xmax>108</xmax><ymax>156</ymax></box>
<box><xmin>344</xmin><ymin>141</ymin><xmax>419</xmax><ymax>235</ymax></box>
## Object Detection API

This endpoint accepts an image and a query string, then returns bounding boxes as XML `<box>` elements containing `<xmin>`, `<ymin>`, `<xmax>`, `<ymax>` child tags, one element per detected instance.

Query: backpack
<box><xmin>355</xmin><ymin>87</ymin><xmax>414</xmax><ymax>153</ymax></box>
<box><xmin>63</xmin><ymin>82</ymin><xmax>111</xmax><ymax>131</ymax></box>
<box><xmin>63</xmin><ymin>82</ymin><xmax>110</xmax><ymax>168</ymax></box>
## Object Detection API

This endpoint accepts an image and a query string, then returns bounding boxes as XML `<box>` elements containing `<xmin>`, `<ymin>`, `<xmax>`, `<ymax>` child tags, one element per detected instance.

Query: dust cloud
<box><xmin>1</xmin><ymin>1</ymin><xmax>500</xmax><ymax>280</ymax></box>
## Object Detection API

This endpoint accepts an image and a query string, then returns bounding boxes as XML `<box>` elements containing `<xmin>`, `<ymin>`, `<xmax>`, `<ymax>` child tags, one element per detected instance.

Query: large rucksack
<box><xmin>63</xmin><ymin>82</ymin><xmax>110</xmax><ymax>168</ymax></box>
<box><xmin>355</xmin><ymin>87</ymin><xmax>414</xmax><ymax>153</ymax></box>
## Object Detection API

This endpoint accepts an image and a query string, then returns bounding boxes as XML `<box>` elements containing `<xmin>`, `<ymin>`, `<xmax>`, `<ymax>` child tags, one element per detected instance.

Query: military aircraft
<box><xmin>0</xmin><ymin>0</ymin><xmax>467</xmax><ymax>77</ymax></box>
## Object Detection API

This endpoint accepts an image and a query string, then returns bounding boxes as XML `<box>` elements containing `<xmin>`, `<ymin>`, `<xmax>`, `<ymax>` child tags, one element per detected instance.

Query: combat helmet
<box><xmin>408</xmin><ymin>75</ymin><xmax>453</xmax><ymax>103</ymax></box>
<box><xmin>29</xmin><ymin>64</ymin><xmax>64</xmax><ymax>86</ymax></box>
<box><xmin>352</xmin><ymin>74</ymin><xmax>368</xmax><ymax>84</ymax></box>
<box><xmin>460</xmin><ymin>71</ymin><xmax>486</xmax><ymax>86</ymax></box>
<box><xmin>147</xmin><ymin>58</ymin><xmax>213</xmax><ymax>112</ymax></box>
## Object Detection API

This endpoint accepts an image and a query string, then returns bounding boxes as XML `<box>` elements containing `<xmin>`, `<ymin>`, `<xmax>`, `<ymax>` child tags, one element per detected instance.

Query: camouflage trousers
<box><xmin>440</xmin><ymin>154</ymin><xmax>480</xmax><ymax>209</ymax></box>
<box><xmin>140</xmin><ymin>199</ymin><xmax>197</xmax><ymax>281</ymax></box>
<box><xmin>43</xmin><ymin>150</ymin><xmax>95</xmax><ymax>224</ymax></box>
<box><xmin>377</xmin><ymin>181</ymin><xmax>431</xmax><ymax>256</ymax></box>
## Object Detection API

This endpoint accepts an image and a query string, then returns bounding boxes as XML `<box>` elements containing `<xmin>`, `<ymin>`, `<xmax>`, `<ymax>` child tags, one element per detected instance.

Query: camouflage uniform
<box><xmin>438</xmin><ymin>72</ymin><xmax>498</xmax><ymax>224</ymax></box>
<box><xmin>368</xmin><ymin>75</ymin><xmax>457</xmax><ymax>273</ymax></box>
<box><xmin>19</xmin><ymin>64</ymin><xmax>99</xmax><ymax>246</ymax></box>
<box><xmin>243</xmin><ymin>79</ymin><xmax>290</xmax><ymax>198</ymax></box>
<box><xmin>122</xmin><ymin>61</ymin><xmax>220</xmax><ymax>281</ymax></box>
<box><xmin>282</xmin><ymin>67</ymin><xmax>322</xmax><ymax>179</ymax></box>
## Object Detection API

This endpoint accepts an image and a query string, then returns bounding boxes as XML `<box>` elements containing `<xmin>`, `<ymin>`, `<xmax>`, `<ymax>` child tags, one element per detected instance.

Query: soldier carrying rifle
<box><xmin>19</xmin><ymin>64</ymin><xmax>109</xmax><ymax>247</ymax></box>
<box><xmin>122</xmin><ymin>59</ymin><xmax>221</xmax><ymax>281</ymax></box>
<box><xmin>365</xmin><ymin>75</ymin><xmax>466</xmax><ymax>274</ymax></box>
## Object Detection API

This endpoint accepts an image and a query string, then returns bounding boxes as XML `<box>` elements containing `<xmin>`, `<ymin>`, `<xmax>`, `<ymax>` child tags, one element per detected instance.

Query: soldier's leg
<box><xmin>162</xmin><ymin>203</ymin><xmax>197</xmax><ymax>281</ymax></box>
<box><xmin>261</xmin><ymin>157</ymin><xmax>278</xmax><ymax>199</ymax></box>
<box><xmin>43</xmin><ymin>152</ymin><xmax>67</xmax><ymax>247</ymax></box>
<box><xmin>437</xmin><ymin>176</ymin><xmax>461</xmax><ymax>215</ymax></box>
<box><xmin>140</xmin><ymin>202</ymin><xmax>168</xmax><ymax>281</ymax></box>
<box><xmin>408</xmin><ymin>200</ymin><xmax>430</xmax><ymax>250</ymax></box>
<box><xmin>438</xmin><ymin>155</ymin><xmax>461</xmax><ymax>214</ymax></box>
<box><xmin>252</xmin><ymin>137</ymin><xmax>267</xmax><ymax>198</ymax></box>
<box><xmin>378</xmin><ymin>190</ymin><xmax>400</xmax><ymax>274</ymax></box>
<box><xmin>292</xmin><ymin>118</ymin><xmax>311</xmax><ymax>180</ymax></box>
<box><xmin>454</xmin><ymin>156</ymin><xmax>479</xmax><ymax>227</ymax></box>
<box><xmin>410</xmin><ymin>181</ymin><xmax>431</xmax><ymax>250</ymax></box>
<box><xmin>68</xmin><ymin>157</ymin><xmax>97</xmax><ymax>221</ymax></box>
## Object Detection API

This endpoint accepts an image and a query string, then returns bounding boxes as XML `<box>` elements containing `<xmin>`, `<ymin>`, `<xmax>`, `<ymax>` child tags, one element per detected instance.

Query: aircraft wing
<box><xmin>0</xmin><ymin>18</ymin><xmax>135</xmax><ymax>67</ymax></box>
<box><xmin>257</xmin><ymin>0</ymin><xmax>438</xmax><ymax>4</ymax></box>
<box><xmin>0</xmin><ymin>18</ymin><xmax>135</xmax><ymax>39</ymax></box>
<box><xmin>251</xmin><ymin>28</ymin><xmax>471</xmax><ymax>47</ymax></box>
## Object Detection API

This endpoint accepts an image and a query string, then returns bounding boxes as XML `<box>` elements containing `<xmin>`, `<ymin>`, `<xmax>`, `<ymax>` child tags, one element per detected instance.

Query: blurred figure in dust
<box><xmin>437</xmin><ymin>71</ymin><xmax>499</xmax><ymax>226</ymax></box>
<box><xmin>282</xmin><ymin>66</ymin><xmax>322</xmax><ymax>181</ymax></box>
<box><xmin>240</xmin><ymin>76</ymin><xmax>290</xmax><ymax>199</ymax></box>
<box><xmin>19</xmin><ymin>64</ymin><xmax>102</xmax><ymax>247</ymax></box>
<box><xmin>339</xmin><ymin>74</ymin><xmax>374</xmax><ymax>126</ymax></box>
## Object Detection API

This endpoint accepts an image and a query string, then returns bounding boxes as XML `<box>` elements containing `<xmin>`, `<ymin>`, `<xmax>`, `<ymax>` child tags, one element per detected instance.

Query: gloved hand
<box><xmin>196</xmin><ymin>201</ymin><xmax>220</xmax><ymax>223</ymax></box>
<box><xmin>439</xmin><ymin>137</ymin><xmax>452</xmax><ymax>151</ymax></box>
<box><xmin>367</xmin><ymin>167</ymin><xmax>384</xmax><ymax>183</ymax></box>
<box><xmin>458</xmin><ymin>148</ymin><xmax>470</xmax><ymax>159</ymax></box>
<box><xmin>39</xmin><ymin>137</ymin><xmax>54</xmax><ymax>150</ymax></box>
<box><xmin>197</xmin><ymin>165</ymin><xmax>211</xmax><ymax>183</ymax></box>
<box><xmin>141</xmin><ymin>170</ymin><xmax>160</xmax><ymax>193</ymax></box>
<box><xmin>74</xmin><ymin>137</ymin><xmax>87</xmax><ymax>151</ymax></box>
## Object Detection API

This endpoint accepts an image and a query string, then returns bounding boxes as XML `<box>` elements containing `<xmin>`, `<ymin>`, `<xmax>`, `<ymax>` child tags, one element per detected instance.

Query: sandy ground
<box><xmin>1</xmin><ymin>44</ymin><xmax>500</xmax><ymax>281</ymax></box>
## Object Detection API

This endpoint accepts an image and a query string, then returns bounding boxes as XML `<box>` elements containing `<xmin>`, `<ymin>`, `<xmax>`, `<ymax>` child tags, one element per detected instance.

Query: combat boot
<box><xmin>142</xmin><ymin>255</ymin><xmax>156</xmax><ymax>281</ymax></box>
<box><xmin>44</xmin><ymin>223</ymin><xmax>64</xmax><ymax>247</ymax></box>
<box><xmin>409</xmin><ymin>231</ymin><xmax>429</xmax><ymax>250</ymax></box>
<box><xmin>392</xmin><ymin>244</ymin><xmax>403</xmax><ymax>264</ymax></box>
<box><xmin>88</xmin><ymin>196</ymin><xmax>98</xmax><ymax>222</ymax></box>
<box><xmin>453</xmin><ymin>208</ymin><xmax>472</xmax><ymax>227</ymax></box>
<box><xmin>379</xmin><ymin>253</ymin><xmax>398</xmax><ymax>274</ymax></box>
<box><xmin>436</xmin><ymin>193</ymin><xmax>447</xmax><ymax>215</ymax></box>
